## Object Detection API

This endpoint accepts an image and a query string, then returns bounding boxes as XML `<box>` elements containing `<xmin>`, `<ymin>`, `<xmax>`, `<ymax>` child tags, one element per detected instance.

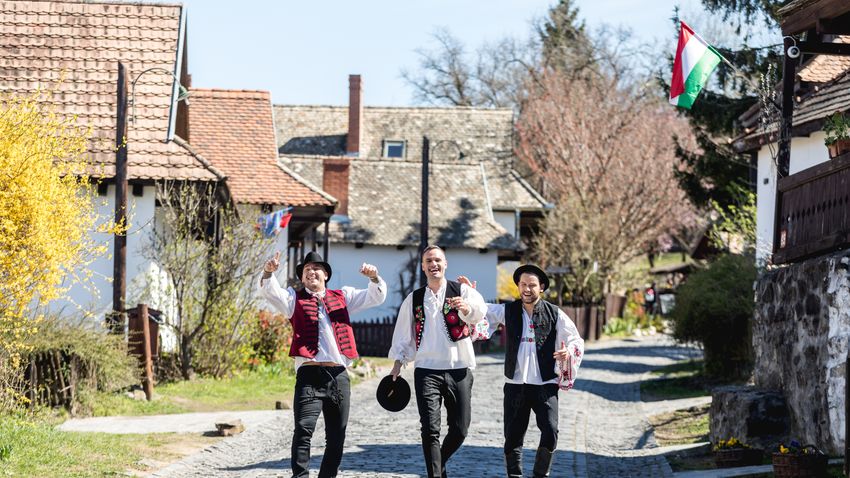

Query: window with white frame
<box><xmin>383</xmin><ymin>140</ymin><xmax>406</xmax><ymax>158</ymax></box>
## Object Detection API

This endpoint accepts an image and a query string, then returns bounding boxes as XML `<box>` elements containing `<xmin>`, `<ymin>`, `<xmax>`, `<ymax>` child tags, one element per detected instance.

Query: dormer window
<box><xmin>383</xmin><ymin>140</ymin><xmax>406</xmax><ymax>158</ymax></box>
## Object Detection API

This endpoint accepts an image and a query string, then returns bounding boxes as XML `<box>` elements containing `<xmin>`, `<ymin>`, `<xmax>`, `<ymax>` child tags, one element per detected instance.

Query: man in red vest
<box><xmin>260</xmin><ymin>250</ymin><xmax>386</xmax><ymax>478</ymax></box>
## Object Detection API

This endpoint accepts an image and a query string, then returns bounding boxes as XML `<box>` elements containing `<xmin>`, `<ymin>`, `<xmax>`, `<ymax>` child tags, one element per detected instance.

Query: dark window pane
<box><xmin>386</xmin><ymin>142</ymin><xmax>404</xmax><ymax>158</ymax></box>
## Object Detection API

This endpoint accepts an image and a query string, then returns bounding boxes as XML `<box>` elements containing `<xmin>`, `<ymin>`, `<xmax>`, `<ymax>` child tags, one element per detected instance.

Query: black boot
<box><xmin>532</xmin><ymin>447</ymin><xmax>554</xmax><ymax>478</ymax></box>
<box><xmin>505</xmin><ymin>449</ymin><xmax>523</xmax><ymax>478</ymax></box>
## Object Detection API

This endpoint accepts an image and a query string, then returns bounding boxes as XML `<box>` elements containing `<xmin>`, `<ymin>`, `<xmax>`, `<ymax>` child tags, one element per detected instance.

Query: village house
<box><xmin>725</xmin><ymin>0</ymin><xmax>850</xmax><ymax>455</ymax></box>
<box><xmin>0</xmin><ymin>1</ymin><xmax>335</xmax><ymax>328</ymax></box>
<box><xmin>274</xmin><ymin>75</ymin><xmax>549</xmax><ymax>320</ymax></box>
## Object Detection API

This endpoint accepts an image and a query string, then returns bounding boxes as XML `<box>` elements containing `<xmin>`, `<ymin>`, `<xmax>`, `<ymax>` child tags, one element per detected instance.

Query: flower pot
<box><xmin>827</xmin><ymin>138</ymin><xmax>850</xmax><ymax>158</ymax></box>
<box><xmin>772</xmin><ymin>448</ymin><xmax>828</xmax><ymax>478</ymax></box>
<box><xmin>714</xmin><ymin>448</ymin><xmax>763</xmax><ymax>468</ymax></box>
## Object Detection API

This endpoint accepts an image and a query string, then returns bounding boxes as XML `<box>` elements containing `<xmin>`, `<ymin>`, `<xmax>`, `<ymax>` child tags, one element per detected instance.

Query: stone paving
<box><xmin>152</xmin><ymin>334</ymin><xmax>701</xmax><ymax>478</ymax></box>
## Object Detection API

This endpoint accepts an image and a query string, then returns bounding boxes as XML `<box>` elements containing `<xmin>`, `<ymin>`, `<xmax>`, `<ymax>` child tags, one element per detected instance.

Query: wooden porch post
<box><xmin>772</xmin><ymin>37</ymin><xmax>796</xmax><ymax>257</ymax></box>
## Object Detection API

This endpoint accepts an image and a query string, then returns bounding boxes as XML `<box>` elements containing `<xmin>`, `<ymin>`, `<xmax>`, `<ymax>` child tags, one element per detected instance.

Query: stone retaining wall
<box><xmin>753</xmin><ymin>249</ymin><xmax>850</xmax><ymax>454</ymax></box>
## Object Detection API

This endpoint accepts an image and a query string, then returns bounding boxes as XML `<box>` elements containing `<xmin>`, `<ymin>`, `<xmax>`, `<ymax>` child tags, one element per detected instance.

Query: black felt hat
<box><xmin>513</xmin><ymin>264</ymin><xmax>550</xmax><ymax>291</ymax></box>
<box><xmin>296</xmin><ymin>251</ymin><xmax>332</xmax><ymax>281</ymax></box>
<box><xmin>376</xmin><ymin>375</ymin><xmax>411</xmax><ymax>412</ymax></box>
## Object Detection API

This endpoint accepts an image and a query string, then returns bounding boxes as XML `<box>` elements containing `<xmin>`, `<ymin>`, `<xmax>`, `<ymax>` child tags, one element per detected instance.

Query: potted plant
<box><xmin>823</xmin><ymin>112</ymin><xmax>850</xmax><ymax>158</ymax></box>
<box><xmin>772</xmin><ymin>440</ymin><xmax>828</xmax><ymax>477</ymax></box>
<box><xmin>713</xmin><ymin>437</ymin><xmax>763</xmax><ymax>468</ymax></box>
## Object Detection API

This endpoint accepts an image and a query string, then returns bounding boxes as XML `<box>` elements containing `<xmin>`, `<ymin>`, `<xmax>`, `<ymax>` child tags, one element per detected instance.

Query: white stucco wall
<box><xmin>316</xmin><ymin>243</ymin><xmax>498</xmax><ymax>322</ymax></box>
<box><xmin>755</xmin><ymin>132</ymin><xmax>830</xmax><ymax>264</ymax></box>
<box><xmin>493</xmin><ymin>210</ymin><xmax>517</xmax><ymax>239</ymax></box>
<box><xmin>50</xmin><ymin>184</ymin><xmax>157</xmax><ymax>322</ymax></box>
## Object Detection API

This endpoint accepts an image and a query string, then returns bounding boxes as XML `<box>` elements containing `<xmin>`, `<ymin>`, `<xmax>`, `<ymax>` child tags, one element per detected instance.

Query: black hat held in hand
<box><xmin>376</xmin><ymin>374</ymin><xmax>411</xmax><ymax>412</ymax></box>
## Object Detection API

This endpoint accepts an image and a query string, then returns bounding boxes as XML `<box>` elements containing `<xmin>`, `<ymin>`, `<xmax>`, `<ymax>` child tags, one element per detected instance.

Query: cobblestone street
<box><xmin>153</xmin><ymin>334</ymin><xmax>700</xmax><ymax>478</ymax></box>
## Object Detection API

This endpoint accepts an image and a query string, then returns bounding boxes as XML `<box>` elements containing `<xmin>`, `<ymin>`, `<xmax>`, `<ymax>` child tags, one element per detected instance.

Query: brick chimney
<box><xmin>323</xmin><ymin>157</ymin><xmax>350</xmax><ymax>215</ymax></box>
<box><xmin>346</xmin><ymin>74</ymin><xmax>362</xmax><ymax>156</ymax></box>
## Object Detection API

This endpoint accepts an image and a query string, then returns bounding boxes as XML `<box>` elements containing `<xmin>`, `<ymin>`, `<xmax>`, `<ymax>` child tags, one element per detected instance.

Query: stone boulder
<box><xmin>710</xmin><ymin>385</ymin><xmax>789</xmax><ymax>451</ymax></box>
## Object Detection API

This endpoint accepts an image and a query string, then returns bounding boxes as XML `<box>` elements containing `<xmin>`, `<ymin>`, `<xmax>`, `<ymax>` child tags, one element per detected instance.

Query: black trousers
<box><xmin>291</xmin><ymin>365</ymin><xmax>350</xmax><ymax>478</ymax></box>
<box><xmin>503</xmin><ymin>383</ymin><xmax>559</xmax><ymax>477</ymax></box>
<box><xmin>414</xmin><ymin>367</ymin><xmax>474</xmax><ymax>478</ymax></box>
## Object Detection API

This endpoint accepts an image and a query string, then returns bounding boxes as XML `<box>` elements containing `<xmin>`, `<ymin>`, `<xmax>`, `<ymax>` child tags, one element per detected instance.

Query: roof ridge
<box><xmin>171</xmin><ymin>136</ymin><xmax>227</xmax><ymax>181</ymax></box>
<box><xmin>275</xmin><ymin>161</ymin><xmax>338</xmax><ymax>206</ymax></box>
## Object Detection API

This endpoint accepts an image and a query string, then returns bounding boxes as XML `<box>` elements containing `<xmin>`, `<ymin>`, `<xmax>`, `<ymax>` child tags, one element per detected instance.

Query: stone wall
<box><xmin>753</xmin><ymin>249</ymin><xmax>850</xmax><ymax>454</ymax></box>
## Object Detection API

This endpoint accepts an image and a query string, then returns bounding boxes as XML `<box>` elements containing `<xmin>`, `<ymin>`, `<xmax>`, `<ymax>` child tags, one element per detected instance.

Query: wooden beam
<box><xmin>798</xmin><ymin>41</ymin><xmax>850</xmax><ymax>56</ymax></box>
<box><xmin>817</xmin><ymin>14</ymin><xmax>850</xmax><ymax>35</ymax></box>
<box><xmin>778</xmin><ymin>151</ymin><xmax>850</xmax><ymax>192</ymax></box>
<box><xmin>782</xmin><ymin>0</ymin><xmax>850</xmax><ymax>35</ymax></box>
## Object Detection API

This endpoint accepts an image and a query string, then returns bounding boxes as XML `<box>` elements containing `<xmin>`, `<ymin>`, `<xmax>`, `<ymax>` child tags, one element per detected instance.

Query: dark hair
<box><xmin>421</xmin><ymin>244</ymin><xmax>445</xmax><ymax>260</ymax></box>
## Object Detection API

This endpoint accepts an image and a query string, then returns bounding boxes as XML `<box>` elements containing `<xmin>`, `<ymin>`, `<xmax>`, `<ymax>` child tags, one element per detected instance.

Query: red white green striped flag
<box><xmin>669</xmin><ymin>21</ymin><xmax>723</xmax><ymax>109</ymax></box>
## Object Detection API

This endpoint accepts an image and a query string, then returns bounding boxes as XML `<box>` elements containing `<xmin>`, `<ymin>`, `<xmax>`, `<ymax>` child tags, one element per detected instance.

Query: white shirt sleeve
<box><xmin>458</xmin><ymin>283</ymin><xmax>487</xmax><ymax>325</ymax></box>
<box><xmin>341</xmin><ymin>277</ymin><xmax>387</xmax><ymax>315</ymax></box>
<box><xmin>555</xmin><ymin>308</ymin><xmax>585</xmax><ymax>391</ymax></box>
<box><xmin>389</xmin><ymin>293</ymin><xmax>416</xmax><ymax>363</ymax></box>
<box><xmin>258</xmin><ymin>273</ymin><xmax>295</xmax><ymax>318</ymax></box>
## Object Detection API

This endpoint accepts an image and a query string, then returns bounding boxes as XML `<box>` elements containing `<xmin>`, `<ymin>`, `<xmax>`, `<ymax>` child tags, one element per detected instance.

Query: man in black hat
<box><xmin>388</xmin><ymin>245</ymin><xmax>487</xmax><ymax>478</ymax></box>
<box><xmin>259</xmin><ymin>250</ymin><xmax>386</xmax><ymax>478</ymax></box>
<box><xmin>458</xmin><ymin>264</ymin><xmax>584</xmax><ymax>478</ymax></box>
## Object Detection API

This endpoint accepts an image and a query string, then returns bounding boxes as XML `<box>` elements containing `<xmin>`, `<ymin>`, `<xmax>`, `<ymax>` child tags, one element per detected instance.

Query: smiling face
<box><xmin>421</xmin><ymin>247</ymin><xmax>447</xmax><ymax>282</ymax></box>
<box><xmin>301</xmin><ymin>263</ymin><xmax>328</xmax><ymax>292</ymax></box>
<box><xmin>518</xmin><ymin>272</ymin><xmax>542</xmax><ymax>305</ymax></box>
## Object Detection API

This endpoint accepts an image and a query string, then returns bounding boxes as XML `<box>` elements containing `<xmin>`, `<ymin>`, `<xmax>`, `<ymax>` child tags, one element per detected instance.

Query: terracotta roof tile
<box><xmin>187</xmin><ymin>89</ymin><xmax>334</xmax><ymax>207</ymax></box>
<box><xmin>0</xmin><ymin>0</ymin><xmax>221</xmax><ymax>181</ymax></box>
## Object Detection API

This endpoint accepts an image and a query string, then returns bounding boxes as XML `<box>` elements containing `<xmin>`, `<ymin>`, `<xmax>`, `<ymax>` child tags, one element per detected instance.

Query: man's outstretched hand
<box><xmin>456</xmin><ymin>275</ymin><xmax>477</xmax><ymax>289</ymax></box>
<box><xmin>264</xmin><ymin>251</ymin><xmax>282</xmax><ymax>274</ymax></box>
<box><xmin>360</xmin><ymin>263</ymin><xmax>379</xmax><ymax>280</ymax></box>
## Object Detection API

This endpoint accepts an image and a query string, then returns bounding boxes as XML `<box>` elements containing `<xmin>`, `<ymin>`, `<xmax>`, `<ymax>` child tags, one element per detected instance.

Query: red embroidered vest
<box><xmin>289</xmin><ymin>288</ymin><xmax>358</xmax><ymax>359</ymax></box>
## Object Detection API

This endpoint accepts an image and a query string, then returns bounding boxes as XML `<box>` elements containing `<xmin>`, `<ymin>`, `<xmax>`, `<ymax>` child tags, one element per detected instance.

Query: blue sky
<box><xmin>181</xmin><ymin>1</ymin><xmax>705</xmax><ymax>106</ymax></box>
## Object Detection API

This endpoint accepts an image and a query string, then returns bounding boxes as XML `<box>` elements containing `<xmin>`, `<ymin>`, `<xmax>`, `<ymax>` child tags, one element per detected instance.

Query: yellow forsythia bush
<box><xmin>0</xmin><ymin>91</ymin><xmax>117</xmax><ymax>366</ymax></box>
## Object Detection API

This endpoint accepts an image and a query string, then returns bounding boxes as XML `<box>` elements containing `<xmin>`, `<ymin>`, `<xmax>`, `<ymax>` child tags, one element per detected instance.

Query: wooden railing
<box><xmin>774</xmin><ymin>151</ymin><xmax>850</xmax><ymax>264</ymax></box>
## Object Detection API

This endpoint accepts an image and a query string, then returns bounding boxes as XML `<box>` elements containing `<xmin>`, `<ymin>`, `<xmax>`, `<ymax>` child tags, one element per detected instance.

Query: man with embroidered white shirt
<box><xmin>259</xmin><ymin>250</ymin><xmax>386</xmax><ymax>478</ymax></box>
<box><xmin>459</xmin><ymin>264</ymin><xmax>583</xmax><ymax>478</ymax></box>
<box><xmin>389</xmin><ymin>245</ymin><xmax>487</xmax><ymax>478</ymax></box>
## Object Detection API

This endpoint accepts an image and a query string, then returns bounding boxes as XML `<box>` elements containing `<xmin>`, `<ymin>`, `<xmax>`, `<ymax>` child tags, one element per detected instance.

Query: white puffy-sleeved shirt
<box><xmin>484</xmin><ymin>302</ymin><xmax>584</xmax><ymax>389</ymax></box>
<box><xmin>259</xmin><ymin>274</ymin><xmax>387</xmax><ymax>370</ymax></box>
<box><xmin>389</xmin><ymin>280</ymin><xmax>487</xmax><ymax>370</ymax></box>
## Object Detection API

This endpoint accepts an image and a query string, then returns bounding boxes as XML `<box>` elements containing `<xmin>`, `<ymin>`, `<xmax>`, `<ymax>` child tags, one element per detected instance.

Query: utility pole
<box><xmin>420</xmin><ymin>136</ymin><xmax>430</xmax><ymax>288</ymax></box>
<box><xmin>111</xmin><ymin>62</ymin><xmax>128</xmax><ymax>334</ymax></box>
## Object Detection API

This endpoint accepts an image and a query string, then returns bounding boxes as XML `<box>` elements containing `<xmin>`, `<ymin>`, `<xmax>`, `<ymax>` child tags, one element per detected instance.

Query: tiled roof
<box><xmin>0</xmin><ymin>0</ymin><xmax>222</xmax><ymax>181</ymax></box>
<box><xmin>733</xmin><ymin>51</ymin><xmax>850</xmax><ymax>152</ymax></box>
<box><xmin>275</xmin><ymin>105</ymin><xmax>517</xmax><ymax>165</ymax></box>
<box><xmin>798</xmin><ymin>38</ymin><xmax>850</xmax><ymax>83</ymax></box>
<box><xmin>283</xmin><ymin>157</ymin><xmax>518</xmax><ymax>250</ymax></box>
<box><xmin>187</xmin><ymin>89</ymin><xmax>334</xmax><ymax>207</ymax></box>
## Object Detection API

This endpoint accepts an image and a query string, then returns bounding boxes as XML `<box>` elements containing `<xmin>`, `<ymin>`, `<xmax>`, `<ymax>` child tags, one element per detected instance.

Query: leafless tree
<box><xmin>146</xmin><ymin>181</ymin><xmax>273</xmax><ymax>379</ymax></box>
<box><xmin>517</xmin><ymin>71</ymin><xmax>697</xmax><ymax>302</ymax></box>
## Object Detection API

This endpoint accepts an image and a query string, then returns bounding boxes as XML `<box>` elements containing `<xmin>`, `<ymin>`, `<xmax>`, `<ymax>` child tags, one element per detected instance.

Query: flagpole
<box><xmin>709</xmin><ymin>45</ymin><xmax>783</xmax><ymax>112</ymax></box>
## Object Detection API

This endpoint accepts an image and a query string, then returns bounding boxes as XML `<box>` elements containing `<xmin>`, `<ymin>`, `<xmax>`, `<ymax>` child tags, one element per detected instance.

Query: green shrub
<box><xmin>671</xmin><ymin>254</ymin><xmax>756</xmax><ymax>379</ymax></box>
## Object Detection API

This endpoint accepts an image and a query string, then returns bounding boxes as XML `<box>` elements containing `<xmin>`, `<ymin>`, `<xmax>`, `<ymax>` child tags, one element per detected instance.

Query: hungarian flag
<box><xmin>669</xmin><ymin>21</ymin><xmax>723</xmax><ymax>109</ymax></box>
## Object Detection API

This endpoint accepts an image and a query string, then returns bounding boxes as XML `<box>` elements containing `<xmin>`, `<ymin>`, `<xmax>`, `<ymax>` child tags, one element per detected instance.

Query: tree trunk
<box><xmin>180</xmin><ymin>335</ymin><xmax>194</xmax><ymax>380</ymax></box>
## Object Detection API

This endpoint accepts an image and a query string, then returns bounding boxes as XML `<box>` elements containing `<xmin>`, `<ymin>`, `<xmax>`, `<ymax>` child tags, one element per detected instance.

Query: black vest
<box><xmin>411</xmin><ymin>280</ymin><xmax>467</xmax><ymax>348</ymax></box>
<box><xmin>504</xmin><ymin>299</ymin><xmax>559</xmax><ymax>381</ymax></box>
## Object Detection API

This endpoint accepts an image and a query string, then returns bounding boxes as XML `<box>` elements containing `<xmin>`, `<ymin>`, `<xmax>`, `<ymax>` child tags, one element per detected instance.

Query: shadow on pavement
<box><xmin>223</xmin><ymin>444</ymin><xmax>669</xmax><ymax>477</ymax></box>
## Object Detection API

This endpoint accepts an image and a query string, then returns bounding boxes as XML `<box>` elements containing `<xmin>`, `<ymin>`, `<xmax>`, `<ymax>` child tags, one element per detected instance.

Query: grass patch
<box><xmin>92</xmin><ymin>364</ymin><xmax>297</xmax><ymax>416</ymax></box>
<box><xmin>642</xmin><ymin>360</ymin><xmax>713</xmax><ymax>401</ymax></box>
<box><xmin>91</xmin><ymin>358</ymin><xmax>394</xmax><ymax>417</ymax></box>
<box><xmin>649</xmin><ymin>403</ymin><xmax>710</xmax><ymax>446</ymax></box>
<box><xmin>0</xmin><ymin>414</ymin><xmax>219</xmax><ymax>477</ymax></box>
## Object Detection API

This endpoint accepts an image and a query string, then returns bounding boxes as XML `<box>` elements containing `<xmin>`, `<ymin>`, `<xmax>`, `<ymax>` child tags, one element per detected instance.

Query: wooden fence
<box><xmin>352</xmin><ymin>299</ymin><xmax>617</xmax><ymax>357</ymax></box>
<box><xmin>774</xmin><ymin>151</ymin><xmax>850</xmax><ymax>264</ymax></box>
<box><xmin>351</xmin><ymin>316</ymin><xmax>396</xmax><ymax>357</ymax></box>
